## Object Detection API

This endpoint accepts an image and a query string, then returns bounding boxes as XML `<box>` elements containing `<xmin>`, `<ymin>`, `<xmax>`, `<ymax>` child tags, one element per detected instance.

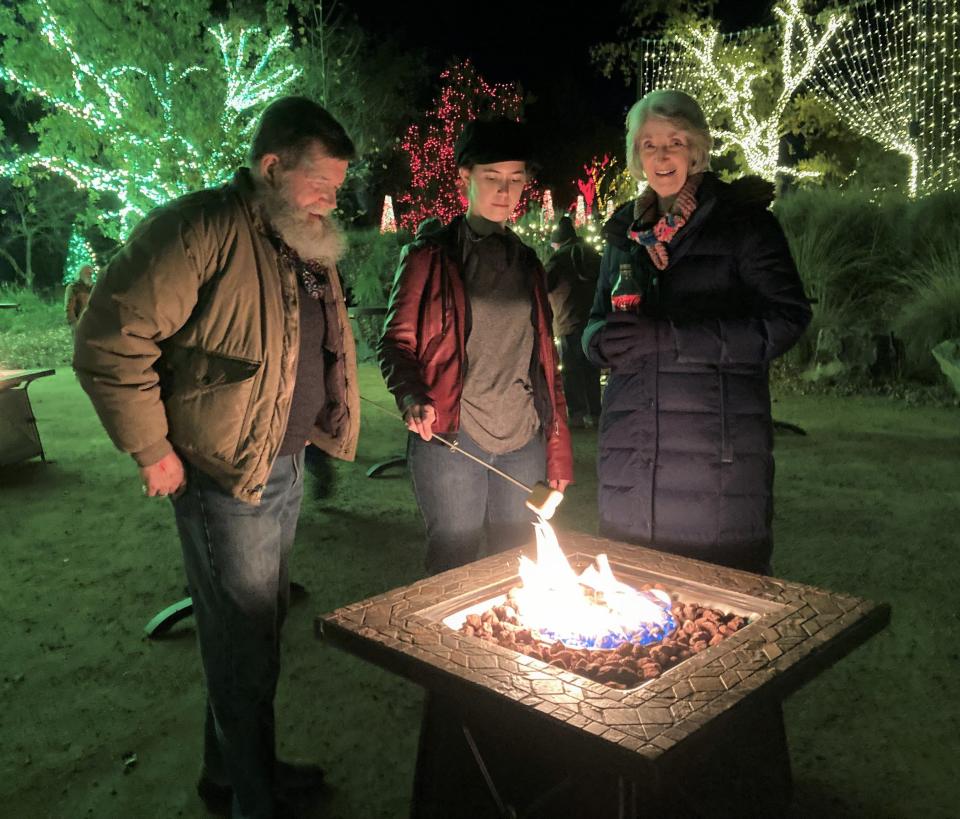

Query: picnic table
<box><xmin>0</xmin><ymin>368</ymin><xmax>55</xmax><ymax>466</ymax></box>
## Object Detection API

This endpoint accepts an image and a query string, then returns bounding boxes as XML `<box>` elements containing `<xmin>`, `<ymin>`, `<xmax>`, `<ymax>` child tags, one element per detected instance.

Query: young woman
<box><xmin>379</xmin><ymin>118</ymin><xmax>572</xmax><ymax>575</ymax></box>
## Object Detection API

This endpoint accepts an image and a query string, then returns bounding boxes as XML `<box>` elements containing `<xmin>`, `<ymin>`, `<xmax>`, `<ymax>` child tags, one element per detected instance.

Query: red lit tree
<box><xmin>398</xmin><ymin>60</ymin><xmax>537</xmax><ymax>230</ymax></box>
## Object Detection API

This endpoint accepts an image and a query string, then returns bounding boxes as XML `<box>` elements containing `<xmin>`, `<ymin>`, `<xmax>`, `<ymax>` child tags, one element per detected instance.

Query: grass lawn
<box><xmin>0</xmin><ymin>364</ymin><xmax>957</xmax><ymax>818</ymax></box>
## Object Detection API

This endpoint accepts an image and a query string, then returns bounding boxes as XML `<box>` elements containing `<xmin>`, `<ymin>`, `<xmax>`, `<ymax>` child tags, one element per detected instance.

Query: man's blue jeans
<box><xmin>407</xmin><ymin>429</ymin><xmax>545</xmax><ymax>574</ymax></box>
<box><xmin>171</xmin><ymin>451</ymin><xmax>304</xmax><ymax>819</ymax></box>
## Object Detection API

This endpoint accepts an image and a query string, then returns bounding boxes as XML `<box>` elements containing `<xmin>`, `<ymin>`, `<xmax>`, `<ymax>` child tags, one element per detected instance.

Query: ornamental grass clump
<box><xmin>774</xmin><ymin>188</ymin><xmax>896</xmax><ymax>369</ymax></box>
<box><xmin>0</xmin><ymin>286</ymin><xmax>73</xmax><ymax>368</ymax></box>
<box><xmin>892</xmin><ymin>241</ymin><xmax>960</xmax><ymax>381</ymax></box>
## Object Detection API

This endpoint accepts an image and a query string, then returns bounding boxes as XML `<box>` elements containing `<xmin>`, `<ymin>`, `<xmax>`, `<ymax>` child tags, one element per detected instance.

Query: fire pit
<box><xmin>316</xmin><ymin>530</ymin><xmax>889</xmax><ymax>817</ymax></box>
<box><xmin>438</xmin><ymin>522</ymin><xmax>771</xmax><ymax>691</ymax></box>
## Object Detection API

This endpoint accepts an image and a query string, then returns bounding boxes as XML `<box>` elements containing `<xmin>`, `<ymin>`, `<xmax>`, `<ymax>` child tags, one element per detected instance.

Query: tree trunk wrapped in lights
<box><xmin>636</xmin><ymin>0</ymin><xmax>845</xmax><ymax>182</ymax></box>
<box><xmin>541</xmin><ymin>189</ymin><xmax>555</xmax><ymax>225</ymax></box>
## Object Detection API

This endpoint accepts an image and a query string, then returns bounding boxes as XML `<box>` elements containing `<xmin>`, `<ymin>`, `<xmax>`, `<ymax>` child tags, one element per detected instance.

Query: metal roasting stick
<box><xmin>360</xmin><ymin>396</ymin><xmax>564</xmax><ymax>519</ymax></box>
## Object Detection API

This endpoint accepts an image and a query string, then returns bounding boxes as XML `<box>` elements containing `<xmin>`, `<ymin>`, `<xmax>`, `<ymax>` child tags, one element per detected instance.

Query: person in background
<box><xmin>64</xmin><ymin>264</ymin><xmax>94</xmax><ymax>331</ymax></box>
<box><xmin>545</xmin><ymin>214</ymin><xmax>602</xmax><ymax>428</ymax></box>
<box><xmin>378</xmin><ymin>118</ymin><xmax>572</xmax><ymax>577</ymax></box>
<box><xmin>74</xmin><ymin>96</ymin><xmax>359</xmax><ymax>819</ymax></box>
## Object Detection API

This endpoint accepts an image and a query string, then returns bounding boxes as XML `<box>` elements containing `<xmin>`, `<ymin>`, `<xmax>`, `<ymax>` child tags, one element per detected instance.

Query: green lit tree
<box><xmin>0</xmin><ymin>0</ymin><xmax>301</xmax><ymax>241</ymax></box>
<box><xmin>61</xmin><ymin>224</ymin><xmax>98</xmax><ymax>284</ymax></box>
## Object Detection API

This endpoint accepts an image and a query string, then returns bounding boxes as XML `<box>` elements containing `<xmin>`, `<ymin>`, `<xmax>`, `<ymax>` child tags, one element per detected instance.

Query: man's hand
<box><xmin>548</xmin><ymin>478</ymin><xmax>570</xmax><ymax>493</ymax></box>
<box><xmin>403</xmin><ymin>403</ymin><xmax>437</xmax><ymax>441</ymax></box>
<box><xmin>140</xmin><ymin>450</ymin><xmax>187</xmax><ymax>498</ymax></box>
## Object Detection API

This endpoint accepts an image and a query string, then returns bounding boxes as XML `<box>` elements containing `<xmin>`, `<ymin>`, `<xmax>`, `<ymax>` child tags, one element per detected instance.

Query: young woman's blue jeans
<box><xmin>171</xmin><ymin>451</ymin><xmax>304</xmax><ymax>819</ymax></box>
<box><xmin>407</xmin><ymin>429</ymin><xmax>545</xmax><ymax>574</ymax></box>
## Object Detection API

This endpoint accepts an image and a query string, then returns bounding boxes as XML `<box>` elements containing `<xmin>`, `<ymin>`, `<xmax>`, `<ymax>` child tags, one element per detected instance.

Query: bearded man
<box><xmin>73</xmin><ymin>97</ymin><xmax>359</xmax><ymax>819</ymax></box>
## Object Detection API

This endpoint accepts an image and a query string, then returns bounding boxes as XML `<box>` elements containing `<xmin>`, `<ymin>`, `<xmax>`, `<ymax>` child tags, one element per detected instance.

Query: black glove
<box><xmin>595</xmin><ymin>311</ymin><xmax>661</xmax><ymax>370</ymax></box>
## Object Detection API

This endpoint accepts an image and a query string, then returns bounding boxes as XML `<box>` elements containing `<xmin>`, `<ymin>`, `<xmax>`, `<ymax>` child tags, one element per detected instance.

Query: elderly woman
<box><xmin>584</xmin><ymin>90</ymin><xmax>811</xmax><ymax>574</ymax></box>
<box><xmin>379</xmin><ymin>118</ymin><xmax>572</xmax><ymax>576</ymax></box>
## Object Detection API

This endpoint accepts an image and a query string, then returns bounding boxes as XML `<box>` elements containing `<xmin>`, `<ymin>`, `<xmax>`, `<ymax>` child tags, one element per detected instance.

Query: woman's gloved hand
<box><xmin>595</xmin><ymin>311</ymin><xmax>661</xmax><ymax>370</ymax></box>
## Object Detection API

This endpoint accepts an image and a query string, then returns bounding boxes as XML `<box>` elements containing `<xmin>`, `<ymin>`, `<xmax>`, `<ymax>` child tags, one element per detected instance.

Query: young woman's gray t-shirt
<box><xmin>459</xmin><ymin>218</ymin><xmax>541</xmax><ymax>454</ymax></box>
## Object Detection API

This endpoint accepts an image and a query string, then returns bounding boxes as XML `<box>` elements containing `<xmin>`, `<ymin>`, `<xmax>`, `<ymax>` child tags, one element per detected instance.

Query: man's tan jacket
<box><xmin>74</xmin><ymin>169</ymin><xmax>359</xmax><ymax>503</ymax></box>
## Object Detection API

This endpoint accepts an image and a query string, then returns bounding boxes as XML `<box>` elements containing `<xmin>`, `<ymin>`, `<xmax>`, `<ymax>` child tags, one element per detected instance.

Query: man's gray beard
<box><xmin>255</xmin><ymin>175</ymin><xmax>346</xmax><ymax>267</ymax></box>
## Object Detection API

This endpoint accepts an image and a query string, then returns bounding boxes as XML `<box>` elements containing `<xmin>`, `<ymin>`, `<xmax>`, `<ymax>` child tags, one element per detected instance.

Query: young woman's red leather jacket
<box><xmin>378</xmin><ymin>216</ymin><xmax>573</xmax><ymax>482</ymax></box>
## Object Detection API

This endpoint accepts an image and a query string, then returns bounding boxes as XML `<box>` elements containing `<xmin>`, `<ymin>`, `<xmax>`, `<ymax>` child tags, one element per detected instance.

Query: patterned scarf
<box><xmin>278</xmin><ymin>241</ymin><xmax>328</xmax><ymax>301</ymax></box>
<box><xmin>628</xmin><ymin>173</ymin><xmax>702</xmax><ymax>270</ymax></box>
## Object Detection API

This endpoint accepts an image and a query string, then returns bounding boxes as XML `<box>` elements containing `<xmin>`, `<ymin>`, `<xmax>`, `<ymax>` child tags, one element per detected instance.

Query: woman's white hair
<box><xmin>625</xmin><ymin>89</ymin><xmax>713</xmax><ymax>181</ymax></box>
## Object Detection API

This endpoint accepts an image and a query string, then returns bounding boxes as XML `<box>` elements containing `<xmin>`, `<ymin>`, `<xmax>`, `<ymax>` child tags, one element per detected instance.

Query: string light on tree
<box><xmin>574</xmin><ymin>154</ymin><xmax>634</xmax><ymax>217</ymax></box>
<box><xmin>811</xmin><ymin>0</ymin><xmax>959</xmax><ymax>197</ymax></box>
<box><xmin>61</xmin><ymin>226</ymin><xmax>98</xmax><ymax>284</ymax></box>
<box><xmin>542</xmin><ymin>189</ymin><xmax>555</xmax><ymax>224</ymax></box>
<box><xmin>638</xmin><ymin>0</ymin><xmax>845</xmax><ymax>182</ymax></box>
<box><xmin>0</xmin><ymin>0</ymin><xmax>301</xmax><ymax>240</ymax></box>
<box><xmin>380</xmin><ymin>195</ymin><xmax>397</xmax><ymax>233</ymax></box>
<box><xmin>211</xmin><ymin>25</ymin><xmax>301</xmax><ymax>126</ymax></box>
<box><xmin>582</xmin><ymin>217</ymin><xmax>604</xmax><ymax>252</ymax></box>
<box><xmin>397</xmin><ymin>60</ymin><xmax>539</xmax><ymax>229</ymax></box>
<box><xmin>574</xmin><ymin>195</ymin><xmax>586</xmax><ymax>228</ymax></box>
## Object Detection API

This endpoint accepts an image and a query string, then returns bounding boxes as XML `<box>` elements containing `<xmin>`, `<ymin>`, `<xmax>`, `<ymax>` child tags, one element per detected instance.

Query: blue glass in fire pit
<box><xmin>536</xmin><ymin>611</ymin><xmax>678</xmax><ymax>650</ymax></box>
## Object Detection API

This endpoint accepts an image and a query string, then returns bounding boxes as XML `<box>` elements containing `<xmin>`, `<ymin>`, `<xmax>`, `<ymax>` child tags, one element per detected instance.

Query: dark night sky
<box><xmin>345</xmin><ymin>0</ymin><xmax>774</xmax><ymax>206</ymax></box>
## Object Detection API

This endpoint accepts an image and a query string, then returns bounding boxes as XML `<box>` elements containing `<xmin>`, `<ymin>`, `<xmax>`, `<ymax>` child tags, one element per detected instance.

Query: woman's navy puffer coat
<box><xmin>583</xmin><ymin>173</ymin><xmax>811</xmax><ymax>572</ymax></box>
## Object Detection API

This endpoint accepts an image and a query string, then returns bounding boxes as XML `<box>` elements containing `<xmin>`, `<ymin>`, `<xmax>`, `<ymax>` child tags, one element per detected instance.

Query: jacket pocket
<box><xmin>162</xmin><ymin>348</ymin><xmax>262</xmax><ymax>465</ymax></box>
<box><xmin>162</xmin><ymin>346</ymin><xmax>261</xmax><ymax>394</ymax></box>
